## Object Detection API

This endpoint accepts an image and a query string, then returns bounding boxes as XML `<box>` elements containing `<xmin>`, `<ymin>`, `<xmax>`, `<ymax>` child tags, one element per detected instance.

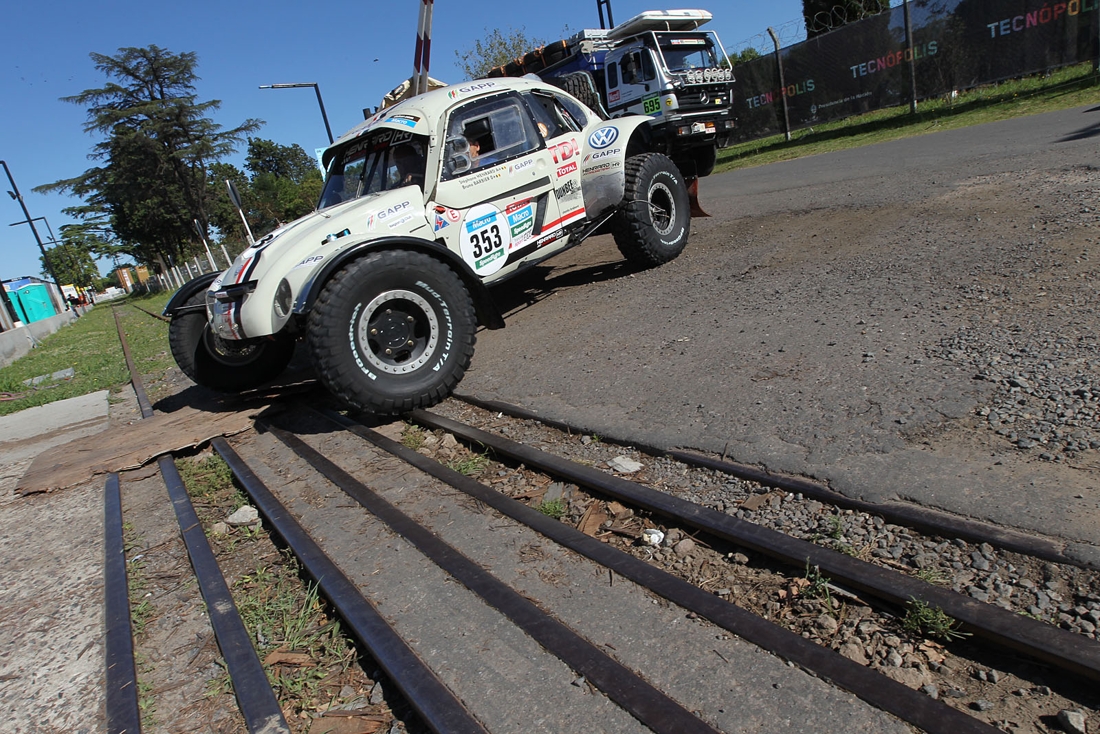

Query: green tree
<box><xmin>454</xmin><ymin>27</ymin><xmax>549</xmax><ymax>80</ymax></box>
<box><xmin>207</xmin><ymin>139</ymin><xmax>323</xmax><ymax>251</ymax></box>
<box><xmin>803</xmin><ymin>0</ymin><xmax>891</xmax><ymax>38</ymax></box>
<box><xmin>40</xmin><ymin>239</ymin><xmax>100</xmax><ymax>287</ymax></box>
<box><xmin>36</xmin><ymin>45</ymin><xmax>260</xmax><ymax>278</ymax></box>
<box><xmin>728</xmin><ymin>48</ymin><xmax>762</xmax><ymax>66</ymax></box>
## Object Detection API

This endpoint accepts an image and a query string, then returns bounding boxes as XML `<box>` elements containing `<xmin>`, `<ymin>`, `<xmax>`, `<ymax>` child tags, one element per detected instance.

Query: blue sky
<box><xmin>0</xmin><ymin>0</ymin><xmax>808</xmax><ymax>281</ymax></box>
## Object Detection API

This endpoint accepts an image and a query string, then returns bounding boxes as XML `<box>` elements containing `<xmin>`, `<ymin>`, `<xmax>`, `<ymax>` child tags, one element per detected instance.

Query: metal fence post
<box><xmin>767</xmin><ymin>27</ymin><xmax>792</xmax><ymax>142</ymax></box>
<box><xmin>904</xmin><ymin>0</ymin><xmax>918</xmax><ymax>113</ymax></box>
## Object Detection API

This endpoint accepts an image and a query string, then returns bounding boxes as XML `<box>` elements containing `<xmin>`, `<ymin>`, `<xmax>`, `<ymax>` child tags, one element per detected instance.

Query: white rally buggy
<box><xmin>165</xmin><ymin>76</ymin><xmax>691</xmax><ymax>414</ymax></box>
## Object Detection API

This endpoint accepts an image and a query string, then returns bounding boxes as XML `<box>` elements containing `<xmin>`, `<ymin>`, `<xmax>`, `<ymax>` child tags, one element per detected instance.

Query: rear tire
<box><xmin>307</xmin><ymin>250</ymin><xmax>476</xmax><ymax>415</ymax></box>
<box><xmin>168</xmin><ymin>292</ymin><xmax>296</xmax><ymax>391</ymax></box>
<box><xmin>611</xmin><ymin>153</ymin><xmax>691</xmax><ymax>268</ymax></box>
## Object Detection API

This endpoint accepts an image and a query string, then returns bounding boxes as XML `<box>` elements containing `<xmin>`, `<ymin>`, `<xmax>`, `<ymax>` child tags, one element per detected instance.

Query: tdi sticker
<box><xmin>461</xmin><ymin>203</ymin><xmax>511</xmax><ymax>276</ymax></box>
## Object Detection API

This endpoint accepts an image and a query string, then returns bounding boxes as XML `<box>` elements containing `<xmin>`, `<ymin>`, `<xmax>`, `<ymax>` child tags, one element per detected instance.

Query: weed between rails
<box><xmin>177</xmin><ymin>453</ymin><xmax>382</xmax><ymax>730</ymax></box>
<box><xmin>123</xmin><ymin>520</ymin><xmax>158</xmax><ymax>729</ymax></box>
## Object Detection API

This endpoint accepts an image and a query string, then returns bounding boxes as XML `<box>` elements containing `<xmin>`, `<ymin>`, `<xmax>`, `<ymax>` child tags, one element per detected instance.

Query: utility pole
<box><xmin>2</xmin><ymin>160</ymin><xmax>67</xmax><ymax>310</ymax></box>
<box><xmin>258</xmin><ymin>83</ymin><xmax>334</xmax><ymax>144</ymax></box>
<box><xmin>411</xmin><ymin>0</ymin><xmax>435</xmax><ymax>94</ymax></box>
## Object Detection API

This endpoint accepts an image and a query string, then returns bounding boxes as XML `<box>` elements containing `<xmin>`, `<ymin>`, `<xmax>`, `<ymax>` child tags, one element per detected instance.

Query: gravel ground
<box><xmin>454</xmin><ymin>105</ymin><xmax>1100</xmax><ymax>558</ymax></box>
<box><xmin>427</xmin><ymin>397</ymin><xmax>1100</xmax><ymax>734</ymax></box>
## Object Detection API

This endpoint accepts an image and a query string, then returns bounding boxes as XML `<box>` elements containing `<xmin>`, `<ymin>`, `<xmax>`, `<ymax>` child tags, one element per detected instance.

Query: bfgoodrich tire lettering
<box><xmin>611</xmin><ymin>152</ymin><xmax>691</xmax><ymax>267</ymax></box>
<box><xmin>308</xmin><ymin>250</ymin><xmax>476</xmax><ymax>414</ymax></box>
<box><xmin>168</xmin><ymin>291</ymin><xmax>295</xmax><ymax>391</ymax></box>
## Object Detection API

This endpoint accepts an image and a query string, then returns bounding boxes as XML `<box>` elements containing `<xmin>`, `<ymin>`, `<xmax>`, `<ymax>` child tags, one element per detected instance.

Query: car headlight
<box><xmin>274</xmin><ymin>278</ymin><xmax>292</xmax><ymax>318</ymax></box>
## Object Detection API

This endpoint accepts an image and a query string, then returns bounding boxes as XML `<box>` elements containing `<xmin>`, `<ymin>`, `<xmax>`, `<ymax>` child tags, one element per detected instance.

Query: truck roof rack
<box><xmin>607</xmin><ymin>9</ymin><xmax>713</xmax><ymax>39</ymax></box>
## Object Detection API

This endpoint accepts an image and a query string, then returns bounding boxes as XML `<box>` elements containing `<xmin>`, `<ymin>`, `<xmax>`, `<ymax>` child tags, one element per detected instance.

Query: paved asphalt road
<box><xmin>462</xmin><ymin>102</ymin><xmax>1100</xmax><ymax>564</ymax></box>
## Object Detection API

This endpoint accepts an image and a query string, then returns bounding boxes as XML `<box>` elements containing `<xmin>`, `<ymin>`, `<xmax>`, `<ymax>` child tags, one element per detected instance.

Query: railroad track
<box><xmin>104</xmin><ymin>313</ymin><xmax>1100</xmax><ymax>733</ymax></box>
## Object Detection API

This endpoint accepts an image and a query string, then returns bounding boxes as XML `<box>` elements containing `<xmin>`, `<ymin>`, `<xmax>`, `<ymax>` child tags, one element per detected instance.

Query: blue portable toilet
<box><xmin>10</xmin><ymin>283</ymin><xmax>57</xmax><ymax>323</ymax></box>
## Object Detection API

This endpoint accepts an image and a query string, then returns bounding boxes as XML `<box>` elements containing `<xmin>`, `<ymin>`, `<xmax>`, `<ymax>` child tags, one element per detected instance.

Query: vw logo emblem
<box><xmin>588</xmin><ymin>126</ymin><xmax>619</xmax><ymax>149</ymax></box>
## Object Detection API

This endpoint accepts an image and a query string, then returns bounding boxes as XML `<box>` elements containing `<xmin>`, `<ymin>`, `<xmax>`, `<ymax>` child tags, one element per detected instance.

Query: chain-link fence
<box><xmin>728</xmin><ymin>0</ymin><xmax>1100</xmax><ymax>142</ymax></box>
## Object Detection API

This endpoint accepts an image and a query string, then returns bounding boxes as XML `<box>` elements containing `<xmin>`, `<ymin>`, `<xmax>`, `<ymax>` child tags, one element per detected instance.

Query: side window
<box><xmin>607</xmin><ymin>62</ymin><xmax>619</xmax><ymax>90</ymax></box>
<box><xmin>622</xmin><ymin>52</ymin><xmax>642</xmax><ymax>84</ymax></box>
<box><xmin>552</xmin><ymin>93</ymin><xmax>588</xmax><ymax>130</ymax></box>
<box><xmin>443</xmin><ymin>95</ymin><xmax>540</xmax><ymax>179</ymax></box>
<box><xmin>641</xmin><ymin>50</ymin><xmax>657</xmax><ymax>81</ymax></box>
<box><xmin>521</xmin><ymin>91</ymin><xmax>570</xmax><ymax>140</ymax></box>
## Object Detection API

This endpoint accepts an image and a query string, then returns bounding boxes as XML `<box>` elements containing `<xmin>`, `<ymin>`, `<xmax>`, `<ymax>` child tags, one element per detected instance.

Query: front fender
<box><xmin>294</xmin><ymin>236</ymin><xmax>505</xmax><ymax>330</ymax></box>
<box><xmin>163</xmin><ymin>272</ymin><xmax>220</xmax><ymax>316</ymax></box>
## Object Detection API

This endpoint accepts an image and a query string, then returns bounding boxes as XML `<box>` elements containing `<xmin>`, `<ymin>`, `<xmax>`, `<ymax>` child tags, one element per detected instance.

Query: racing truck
<box><xmin>487</xmin><ymin>9</ymin><xmax>735</xmax><ymax>188</ymax></box>
<box><xmin>163</xmin><ymin>76</ymin><xmax>691</xmax><ymax>414</ymax></box>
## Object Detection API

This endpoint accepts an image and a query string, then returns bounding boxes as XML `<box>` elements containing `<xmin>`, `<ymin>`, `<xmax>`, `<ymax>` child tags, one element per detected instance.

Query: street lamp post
<box><xmin>259</xmin><ymin>83</ymin><xmax>334</xmax><ymax>144</ymax></box>
<box><xmin>2</xmin><ymin>160</ymin><xmax>67</xmax><ymax>309</ymax></box>
<box><xmin>7</xmin><ymin>215</ymin><xmax>67</xmax><ymax>285</ymax></box>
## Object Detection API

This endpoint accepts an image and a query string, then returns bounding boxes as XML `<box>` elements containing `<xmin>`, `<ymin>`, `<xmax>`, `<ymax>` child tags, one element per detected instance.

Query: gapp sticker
<box><xmin>461</xmin><ymin>203</ymin><xmax>511</xmax><ymax>276</ymax></box>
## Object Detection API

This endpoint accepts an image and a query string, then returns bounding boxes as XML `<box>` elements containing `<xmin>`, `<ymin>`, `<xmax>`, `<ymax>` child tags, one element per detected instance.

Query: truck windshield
<box><xmin>319</xmin><ymin>132</ymin><xmax>427</xmax><ymax>209</ymax></box>
<box><xmin>658</xmin><ymin>35</ymin><xmax>721</xmax><ymax>72</ymax></box>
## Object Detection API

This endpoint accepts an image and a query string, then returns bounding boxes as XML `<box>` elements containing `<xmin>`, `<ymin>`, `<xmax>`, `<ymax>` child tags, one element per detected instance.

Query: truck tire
<box><xmin>168</xmin><ymin>291</ymin><xmax>296</xmax><ymax>391</ymax></box>
<box><xmin>307</xmin><ymin>250</ymin><xmax>476</xmax><ymax>415</ymax></box>
<box><xmin>552</xmin><ymin>72</ymin><xmax>609</xmax><ymax>120</ymax></box>
<box><xmin>694</xmin><ymin>145</ymin><xmax>717</xmax><ymax>177</ymax></box>
<box><xmin>611</xmin><ymin>153</ymin><xmax>691</xmax><ymax>268</ymax></box>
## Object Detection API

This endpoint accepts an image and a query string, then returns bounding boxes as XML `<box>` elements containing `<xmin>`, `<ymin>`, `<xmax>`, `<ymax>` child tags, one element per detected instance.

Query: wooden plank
<box><xmin>16</xmin><ymin>405</ymin><xmax>266</xmax><ymax>495</ymax></box>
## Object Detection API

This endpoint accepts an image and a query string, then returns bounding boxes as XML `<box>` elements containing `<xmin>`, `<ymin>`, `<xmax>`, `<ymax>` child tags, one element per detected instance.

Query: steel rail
<box><xmin>210</xmin><ymin>437</ymin><xmax>490</xmax><ymax>734</ymax></box>
<box><xmin>104</xmin><ymin>309</ymin><xmax>149</xmax><ymax>733</ymax></box>
<box><xmin>158</xmin><ymin>454</ymin><xmax>291</xmax><ymax>733</ymax></box>
<box><xmin>128</xmin><ymin>303</ymin><xmax>172</xmax><ymax>323</ymax></box>
<box><xmin>454</xmin><ymin>393</ymin><xmax>1079</xmax><ymax>568</ymax></box>
<box><xmin>323</xmin><ymin>408</ymin><xmax>1003</xmax><ymax>734</ymax></box>
<box><xmin>104</xmin><ymin>473</ymin><xmax>141</xmax><ymax>734</ymax></box>
<box><xmin>260</xmin><ymin>418</ymin><xmax>724</xmax><ymax>734</ymax></box>
<box><xmin>411</xmin><ymin>408</ymin><xmax>1100</xmax><ymax>683</ymax></box>
<box><xmin>113</xmin><ymin>308</ymin><xmax>154</xmax><ymax>419</ymax></box>
<box><xmin>112</xmin><ymin>308</ymin><xmax>289</xmax><ymax>733</ymax></box>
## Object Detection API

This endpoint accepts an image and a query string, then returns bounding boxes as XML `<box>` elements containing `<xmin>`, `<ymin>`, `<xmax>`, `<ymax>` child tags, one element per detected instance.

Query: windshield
<box><xmin>319</xmin><ymin>131</ymin><xmax>427</xmax><ymax>209</ymax></box>
<box><xmin>658</xmin><ymin>35</ymin><xmax>721</xmax><ymax>72</ymax></box>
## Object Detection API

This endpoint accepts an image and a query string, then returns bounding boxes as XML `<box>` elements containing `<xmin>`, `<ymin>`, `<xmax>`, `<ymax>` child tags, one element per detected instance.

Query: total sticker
<box><xmin>461</xmin><ymin>203</ymin><xmax>511</xmax><ymax>276</ymax></box>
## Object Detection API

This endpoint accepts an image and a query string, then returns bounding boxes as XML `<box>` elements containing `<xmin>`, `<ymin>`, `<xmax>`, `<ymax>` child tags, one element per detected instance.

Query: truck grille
<box><xmin>677</xmin><ymin>85</ymin><xmax>731</xmax><ymax>113</ymax></box>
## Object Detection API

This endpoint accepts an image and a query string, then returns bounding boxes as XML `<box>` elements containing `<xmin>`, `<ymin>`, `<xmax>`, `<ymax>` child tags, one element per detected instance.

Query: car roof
<box><xmin>327</xmin><ymin>76</ymin><xmax>555</xmax><ymax>153</ymax></box>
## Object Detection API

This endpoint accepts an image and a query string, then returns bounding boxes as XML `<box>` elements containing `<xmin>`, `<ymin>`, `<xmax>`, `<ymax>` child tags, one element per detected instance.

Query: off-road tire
<box><xmin>693</xmin><ymin>145</ymin><xmax>717</xmax><ymax>178</ymax></box>
<box><xmin>611</xmin><ymin>152</ymin><xmax>691</xmax><ymax>268</ymax></box>
<box><xmin>168</xmin><ymin>292</ymin><xmax>296</xmax><ymax>391</ymax></box>
<box><xmin>552</xmin><ymin>72</ymin><xmax>610</xmax><ymax>120</ymax></box>
<box><xmin>307</xmin><ymin>250</ymin><xmax>476</xmax><ymax>415</ymax></box>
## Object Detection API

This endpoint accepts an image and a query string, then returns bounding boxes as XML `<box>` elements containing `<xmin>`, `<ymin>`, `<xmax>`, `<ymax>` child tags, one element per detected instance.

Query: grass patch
<box><xmin>177</xmin><ymin>453</ymin><xmax>366</xmax><ymax>720</ymax></box>
<box><xmin>400</xmin><ymin>424</ymin><xmax>426</xmax><ymax>450</ymax></box>
<box><xmin>537</xmin><ymin>498</ymin><xmax>566</xmax><ymax>520</ymax></box>
<box><xmin>802</xmin><ymin>562</ymin><xmax>833</xmax><ymax>604</ymax></box>
<box><xmin>177</xmin><ymin>454</ymin><xmax>240</xmax><ymax>505</ymax></box>
<box><xmin>718</xmin><ymin>63</ymin><xmax>1099</xmax><ymax>174</ymax></box>
<box><xmin>902</xmin><ymin>598</ymin><xmax>970</xmax><ymax>641</ymax></box>
<box><xmin>914</xmin><ymin>567</ymin><xmax>952</xmax><ymax>586</ymax></box>
<box><xmin>123</xmin><ymin>521</ymin><xmax>157</xmax><ymax>727</ymax></box>
<box><xmin>0</xmin><ymin>291</ymin><xmax>173</xmax><ymax>416</ymax></box>
<box><xmin>448</xmin><ymin>452</ymin><xmax>490</xmax><ymax>476</ymax></box>
<box><xmin>233</xmin><ymin>567</ymin><xmax>351</xmax><ymax>705</ymax></box>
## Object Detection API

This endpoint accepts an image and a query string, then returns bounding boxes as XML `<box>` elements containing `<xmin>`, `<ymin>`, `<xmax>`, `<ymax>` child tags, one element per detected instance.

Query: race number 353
<box><xmin>470</xmin><ymin>224</ymin><xmax>503</xmax><ymax>258</ymax></box>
